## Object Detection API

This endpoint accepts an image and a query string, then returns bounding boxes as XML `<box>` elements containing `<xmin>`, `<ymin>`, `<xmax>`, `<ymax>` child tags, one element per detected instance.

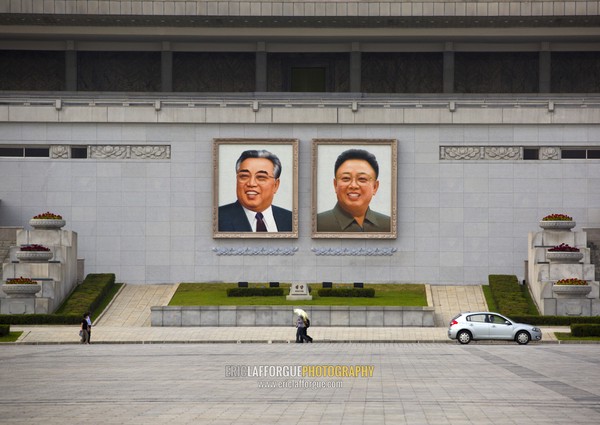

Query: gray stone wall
<box><xmin>150</xmin><ymin>305</ymin><xmax>436</xmax><ymax>327</ymax></box>
<box><xmin>1</xmin><ymin>99</ymin><xmax>599</xmax><ymax>285</ymax></box>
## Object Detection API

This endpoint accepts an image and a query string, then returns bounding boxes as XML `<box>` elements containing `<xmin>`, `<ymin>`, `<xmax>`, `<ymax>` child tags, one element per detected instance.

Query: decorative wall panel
<box><xmin>362</xmin><ymin>53</ymin><xmax>443</xmax><ymax>93</ymax></box>
<box><xmin>455</xmin><ymin>52</ymin><xmax>539</xmax><ymax>93</ymax></box>
<box><xmin>0</xmin><ymin>50</ymin><xmax>65</xmax><ymax>91</ymax></box>
<box><xmin>173</xmin><ymin>52</ymin><xmax>255</xmax><ymax>92</ymax></box>
<box><xmin>77</xmin><ymin>52</ymin><xmax>161</xmax><ymax>91</ymax></box>
<box><xmin>552</xmin><ymin>52</ymin><xmax>600</xmax><ymax>93</ymax></box>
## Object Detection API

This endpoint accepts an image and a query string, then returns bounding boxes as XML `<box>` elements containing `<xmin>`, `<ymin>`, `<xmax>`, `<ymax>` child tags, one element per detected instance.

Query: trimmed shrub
<box><xmin>0</xmin><ymin>273</ymin><xmax>116</xmax><ymax>325</ymax></box>
<box><xmin>317</xmin><ymin>288</ymin><xmax>375</xmax><ymax>298</ymax></box>
<box><xmin>571</xmin><ymin>324</ymin><xmax>600</xmax><ymax>337</ymax></box>
<box><xmin>509</xmin><ymin>315</ymin><xmax>600</xmax><ymax>326</ymax></box>
<box><xmin>0</xmin><ymin>314</ymin><xmax>80</xmax><ymax>325</ymax></box>
<box><xmin>226</xmin><ymin>287</ymin><xmax>284</xmax><ymax>297</ymax></box>
<box><xmin>0</xmin><ymin>324</ymin><xmax>9</xmax><ymax>337</ymax></box>
<box><xmin>488</xmin><ymin>274</ymin><xmax>531</xmax><ymax>316</ymax></box>
<box><xmin>55</xmin><ymin>273</ymin><xmax>116</xmax><ymax>315</ymax></box>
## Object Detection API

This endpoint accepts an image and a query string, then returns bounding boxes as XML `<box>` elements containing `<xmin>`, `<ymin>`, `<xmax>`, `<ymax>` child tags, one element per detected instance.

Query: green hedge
<box><xmin>0</xmin><ymin>324</ymin><xmax>9</xmax><ymax>337</ymax></box>
<box><xmin>55</xmin><ymin>273</ymin><xmax>116</xmax><ymax>315</ymax></box>
<box><xmin>571</xmin><ymin>323</ymin><xmax>600</xmax><ymax>337</ymax></box>
<box><xmin>317</xmin><ymin>288</ymin><xmax>375</xmax><ymax>298</ymax></box>
<box><xmin>226</xmin><ymin>287</ymin><xmax>284</xmax><ymax>297</ymax></box>
<box><xmin>509</xmin><ymin>315</ymin><xmax>600</xmax><ymax>326</ymax></box>
<box><xmin>0</xmin><ymin>314</ymin><xmax>80</xmax><ymax>325</ymax></box>
<box><xmin>0</xmin><ymin>273</ymin><xmax>116</xmax><ymax>325</ymax></box>
<box><xmin>488</xmin><ymin>274</ymin><xmax>532</xmax><ymax>316</ymax></box>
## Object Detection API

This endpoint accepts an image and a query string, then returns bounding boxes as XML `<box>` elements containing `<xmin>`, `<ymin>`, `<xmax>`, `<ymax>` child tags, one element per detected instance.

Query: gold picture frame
<box><xmin>312</xmin><ymin>139</ymin><xmax>397</xmax><ymax>239</ymax></box>
<box><xmin>213</xmin><ymin>138</ymin><xmax>299</xmax><ymax>239</ymax></box>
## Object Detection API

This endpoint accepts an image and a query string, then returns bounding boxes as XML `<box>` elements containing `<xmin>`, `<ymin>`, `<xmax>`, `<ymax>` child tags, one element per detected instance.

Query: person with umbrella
<box><xmin>294</xmin><ymin>308</ymin><xmax>313</xmax><ymax>343</ymax></box>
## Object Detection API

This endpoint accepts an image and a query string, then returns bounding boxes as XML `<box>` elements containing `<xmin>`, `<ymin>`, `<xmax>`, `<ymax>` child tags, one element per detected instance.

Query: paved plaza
<box><xmin>1</xmin><ymin>343</ymin><xmax>599</xmax><ymax>424</ymax></box>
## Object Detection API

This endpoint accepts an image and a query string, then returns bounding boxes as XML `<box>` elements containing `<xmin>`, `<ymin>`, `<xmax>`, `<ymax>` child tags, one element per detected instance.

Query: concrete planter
<box><xmin>1</xmin><ymin>283</ymin><xmax>42</xmax><ymax>298</ymax></box>
<box><xmin>552</xmin><ymin>284</ymin><xmax>591</xmax><ymax>298</ymax></box>
<box><xmin>29</xmin><ymin>218</ymin><xmax>66</xmax><ymax>229</ymax></box>
<box><xmin>546</xmin><ymin>251</ymin><xmax>583</xmax><ymax>263</ymax></box>
<box><xmin>539</xmin><ymin>220</ymin><xmax>576</xmax><ymax>231</ymax></box>
<box><xmin>151</xmin><ymin>305</ymin><xmax>435</xmax><ymax>327</ymax></box>
<box><xmin>16</xmin><ymin>250</ymin><xmax>53</xmax><ymax>262</ymax></box>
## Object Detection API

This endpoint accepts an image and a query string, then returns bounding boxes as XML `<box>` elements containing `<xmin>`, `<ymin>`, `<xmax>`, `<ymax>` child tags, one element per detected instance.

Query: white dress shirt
<box><xmin>242</xmin><ymin>206</ymin><xmax>279</xmax><ymax>232</ymax></box>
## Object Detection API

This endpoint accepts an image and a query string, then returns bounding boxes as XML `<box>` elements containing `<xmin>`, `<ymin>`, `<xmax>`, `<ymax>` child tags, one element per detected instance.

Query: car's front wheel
<box><xmin>515</xmin><ymin>331</ymin><xmax>531</xmax><ymax>345</ymax></box>
<box><xmin>457</xmin><ymin>330</ymin><xmax>472</xmax><ymax>344</ymax></box>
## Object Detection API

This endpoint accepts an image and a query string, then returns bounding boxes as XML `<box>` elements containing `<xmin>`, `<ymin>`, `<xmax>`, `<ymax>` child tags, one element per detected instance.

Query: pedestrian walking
<box><xmin>85</xmin><ymin>311</ymin><xmax>92</xmax><ymax>343</ymax></box>
<box><xmin>80</xmin><ymin>312</ymin><xmax>91</xmax><ymax>344</ymax></box>
<box><xmin>293</xmin><ymin>308</ymin><xmax>313</xmax><ymax>343</ymax></box>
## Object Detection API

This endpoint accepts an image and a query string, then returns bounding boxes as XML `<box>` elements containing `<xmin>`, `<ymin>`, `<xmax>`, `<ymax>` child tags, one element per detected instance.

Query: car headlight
<box><xmin>532</xmin><ymin>327</ymin><xmax>541</xmax><ymax>332</ymax></box>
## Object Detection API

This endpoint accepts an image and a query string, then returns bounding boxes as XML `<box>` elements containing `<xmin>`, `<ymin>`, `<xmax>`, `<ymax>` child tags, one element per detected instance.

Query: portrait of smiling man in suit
<box><xmin>214</xmin><ymin>139</ymin><xmax>298</xmax><ymax>238</ymax></box>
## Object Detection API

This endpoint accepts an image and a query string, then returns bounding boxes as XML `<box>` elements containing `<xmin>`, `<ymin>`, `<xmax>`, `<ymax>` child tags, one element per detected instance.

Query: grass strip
<box><xmin>0</xmin><ymin>331</ymin><xmax>23</xmax><ymax>343</ymax></box>
<box><xmin>170</xmin><ymin>283</ymin><xmax>427</xmax><ymax>306</ymax></box>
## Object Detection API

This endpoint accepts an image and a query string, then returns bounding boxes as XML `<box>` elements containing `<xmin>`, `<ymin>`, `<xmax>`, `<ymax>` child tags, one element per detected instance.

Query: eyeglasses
<box><xmin>237</xmin><ymin>172</ymin><xmax>276</xmax><ymax>184</ymax></box>
<box><xmin>336</xmin><ymin>175</ymin><xmax>374</xmax><ymax>186</ymax></box>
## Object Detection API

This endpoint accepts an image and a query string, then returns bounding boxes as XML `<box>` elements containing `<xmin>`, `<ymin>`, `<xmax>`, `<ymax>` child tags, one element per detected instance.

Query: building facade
<box><xmin>1</xmin><ymin>0</ymin><xmax>599</xmax><ymax>285</ymax></box>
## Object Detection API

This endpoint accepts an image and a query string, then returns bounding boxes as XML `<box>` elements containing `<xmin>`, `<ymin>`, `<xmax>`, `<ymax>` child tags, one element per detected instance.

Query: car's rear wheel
<box><xmin>457</xmin><ymin>330</ymin><xmax>472</xmax><ymax>344</ymax></box>
<box><xmin>515</xmin><ymin>331</ymin><xmax>531</xmax><ymax>345</ymax></box>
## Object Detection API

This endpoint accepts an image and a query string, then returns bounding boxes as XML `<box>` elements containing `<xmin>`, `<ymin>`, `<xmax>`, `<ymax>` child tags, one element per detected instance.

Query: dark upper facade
<box><xmin>1</xmin><ymin>0</ymin><xmax>599</xmax><ymax>94</ymax></box>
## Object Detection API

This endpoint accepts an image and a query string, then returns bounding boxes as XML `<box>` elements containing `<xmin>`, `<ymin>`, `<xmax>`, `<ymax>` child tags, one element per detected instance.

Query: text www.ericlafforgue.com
<box><xmin>257</xmin><ymin>380</ymin><xmax>343</xmax><ymax>390</ymax></box>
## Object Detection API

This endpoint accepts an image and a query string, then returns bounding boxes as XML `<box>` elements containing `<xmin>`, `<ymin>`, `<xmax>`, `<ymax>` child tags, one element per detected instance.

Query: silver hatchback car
<box><xmin>448</xmin><ymin>312</ymin><xmax>542</xmax><ymax>345</ymax></box>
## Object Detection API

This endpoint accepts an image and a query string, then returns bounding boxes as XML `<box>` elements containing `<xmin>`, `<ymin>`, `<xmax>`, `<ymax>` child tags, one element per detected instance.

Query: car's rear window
<box><xmin>467</xmin><ymin>314</ymin><xmax>487</xmax><ymax>322</ymax></box>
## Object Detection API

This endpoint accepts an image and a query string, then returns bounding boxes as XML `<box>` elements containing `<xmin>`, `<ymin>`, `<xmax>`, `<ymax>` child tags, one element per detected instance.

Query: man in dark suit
<box><xmin>218</xmin><ymin>149</ymin><xmax>293</xmax><ymax>232</ymax></box>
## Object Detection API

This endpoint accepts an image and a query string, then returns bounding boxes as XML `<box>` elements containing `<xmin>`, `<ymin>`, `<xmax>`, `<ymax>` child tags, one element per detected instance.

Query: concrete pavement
<box><xmin>8</xmin><ymin>283</ymin><xmax>571</xmax><ymax>344</ymax></box>
<box><xmin>2</xmin><ymin>343</ymin><xmax>599</xmax><ymax>424</ymax></box>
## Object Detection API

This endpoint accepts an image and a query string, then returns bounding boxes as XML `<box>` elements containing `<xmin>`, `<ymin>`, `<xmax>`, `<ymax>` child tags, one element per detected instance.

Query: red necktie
<box><xmin>255</xmin><ymin>212</ymin><xmax>267</xmax><ymax>232</ymax></box>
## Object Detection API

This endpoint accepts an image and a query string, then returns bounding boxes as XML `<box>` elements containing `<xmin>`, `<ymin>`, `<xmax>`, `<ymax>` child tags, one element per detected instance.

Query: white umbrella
<box><xmin>293</xmin><ymin>308</ymin><xmax>307</xmax><ymax>319</ymax></box>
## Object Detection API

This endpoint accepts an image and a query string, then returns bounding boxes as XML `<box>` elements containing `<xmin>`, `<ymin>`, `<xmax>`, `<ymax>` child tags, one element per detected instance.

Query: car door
<box><xmin>465</xmin><ymin>314</ymin><xmax>490</xmax><ymax>339</ymax></box>
<box><xmin>488</xmin><ymin>314</ymin><xmax>514</xmax><ymax>340</ymax></box>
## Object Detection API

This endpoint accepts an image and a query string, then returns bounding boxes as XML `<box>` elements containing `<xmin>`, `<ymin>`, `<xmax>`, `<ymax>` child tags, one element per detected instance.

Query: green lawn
<box><xmin>555</xmin><ymin>332</ymin><xmax>600</xmax><ymax>342</ymax></box>
<box><xmin>0</xmin><ymin>331</ymin><xmax>22</xmax><ymax>343</ymax></box>
<box><xmin>170</xmin><ymin>283</ymin><xmax>427</xmax><ymax>306</ymax></box>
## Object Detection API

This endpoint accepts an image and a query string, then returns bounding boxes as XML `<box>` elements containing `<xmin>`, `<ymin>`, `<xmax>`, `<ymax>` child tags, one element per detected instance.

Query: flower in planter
<box><xmin>5</xmin><ymin>276</ymin><xmax>37</xmax><ymax>284</ymax></box>
<box><xmin>548</xmin><ymin>243</ymin><xmax>580</xmax><ymax>252</ymax></box>
<box><xmin>541</xmin><ymin>213</ymin><xmax>572</xmax><ymax>221</ymax></box>
<box><xmin>555</xmin><ymin>278</ymin><xmax>587</xmax><ymax>286</ymax></box>
<box><xmin>33</xmin><ymin>211</ymin><xmax>63</xmax><ymax>220</ymax></box>
<box><xmin>19</xmin><ymin>244</ymin><xmax>50</xmax><ymax>252</ymax></box>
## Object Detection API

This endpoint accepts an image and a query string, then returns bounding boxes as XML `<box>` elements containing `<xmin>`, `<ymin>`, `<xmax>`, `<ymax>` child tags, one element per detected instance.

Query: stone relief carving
<box><xmin>50</xmin><ymin>145</ymin><xmax>69</xmax><ymax>159</ymax></box>
<box><xmin>441</xmin><ymin>146</ymin><xmax>583</xmax><ymax>161</ymax></box>
<box><xmin>484</xmin><ymin>147</ymin><xmax>521</xmax><ymax>160</ymax></box>
<box><xmin>90</xmin><ymin>145</ymin><xmax>128</xmax><ymax>159</ymax></box>
<box><xmin>311</xmin><ymin>247</ymin><xmax>397</xmax><ymax>256</ymax></box>
<box><xmin>540</xmin><ymin>147</ymin><xmax>560</xmax><ymax>160</ymax></box>
<box><xmin>89</xmin><ymin>145</ymin><xmax>171</xmax><ymax>160</ymax></box>
<box><xmin>212</xmin><ymin>247</ymin><xmax>298</xmax><ymax>256</ymax></box>
<box><xmin>440</xmin><ymin>146</ymin><xmax>482</xmax><ymax>160</ymax></box>
<box><xmin>131</xmin><ymin>146</ymin><xmax>171</xmax><ymax>160</ymax></box>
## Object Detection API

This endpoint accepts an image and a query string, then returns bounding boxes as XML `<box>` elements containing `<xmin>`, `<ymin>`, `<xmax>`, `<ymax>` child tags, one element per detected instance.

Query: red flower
<box><xmin>33</xmin><ymin>211</ymin><xmax>63</xmax><ymax>219</ymax></box>
<box><xmin>19</xmin><ymin>244</ymin><xmax>50</xmax><ymax>252</ymax></box>
<box><xmin>556</xmin><ymin>278</ymin><xmax>587</xmax><ymax>286</ymax></box>
<box><xmin>542</xmin><ymin>213</ymin><xmax>572</xmax><ymax>221</ymax></box>
<box><xmin>5</xmin><ymin>276</ymin><xmax>37</xmax><ymax>284</ymax></box>
<box><xmin>548</xmin><ymin>243</ymin><xmax>580</xmax><ymax>252</ymax></box>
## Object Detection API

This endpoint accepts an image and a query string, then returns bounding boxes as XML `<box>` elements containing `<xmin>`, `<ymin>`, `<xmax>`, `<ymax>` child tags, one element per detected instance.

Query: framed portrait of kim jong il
<box><xmin>213</xmin><ymin>138</ymin><xmax>299</xmax><ymax>239</ymax></box>
<box><xmin>312</xmin><ymin>139</ymin><xmax>397</xmax><ymax>239</ymax></box>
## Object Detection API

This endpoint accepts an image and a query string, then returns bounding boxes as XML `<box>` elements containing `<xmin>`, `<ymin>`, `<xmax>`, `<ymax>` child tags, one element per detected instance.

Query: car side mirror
<box><xmin>505</xmin><ymin>321</ymin><xmax>511</xmax><ymax>325</ymax></box>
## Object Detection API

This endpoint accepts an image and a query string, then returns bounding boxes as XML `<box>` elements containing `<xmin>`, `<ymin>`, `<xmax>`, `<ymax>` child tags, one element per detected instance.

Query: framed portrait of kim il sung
<box><xmin>213</xmin><ymin>138</ymin><xmax>299</xmax><ymax>239</ymax></box>
<box><xmin>312</xmin><ymin>139</ymin><xmax>397</xmax><ymax>239</ymax></box>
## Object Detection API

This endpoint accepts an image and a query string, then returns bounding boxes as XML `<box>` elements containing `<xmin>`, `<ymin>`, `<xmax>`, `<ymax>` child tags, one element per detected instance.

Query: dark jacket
<box><xmin>218</xmin><ymin>200</ymin><xmax>293</xmax><ymax>232</ymax></box>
